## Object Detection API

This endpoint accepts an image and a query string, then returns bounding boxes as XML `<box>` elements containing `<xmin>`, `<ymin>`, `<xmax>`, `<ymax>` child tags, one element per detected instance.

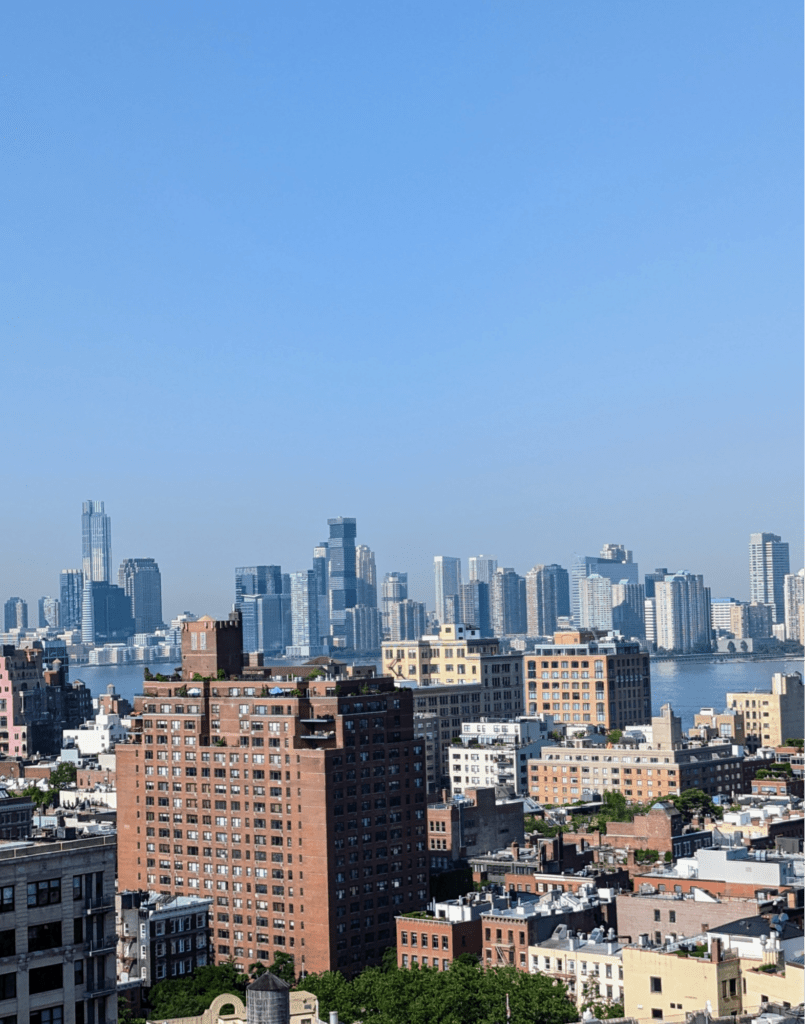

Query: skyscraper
<box><xmin>345</xmin><ymin>604</ymin><xmax>381</xmax><ymax>651</ymax></box>
<box><xmin>327</xmin><ymin>517</ymin><xmax>358</xmax><ymax>647</ymax></box>
<box><xmin>235</xmin><ymin>566</ymin><xmax>283</xmax><ymax>605</ymax></box>
<box><xmin>118</xmin><ymin>558</ymin><xmax>164</xmax><ymax>633</ymax></box>
<box><xmin>38</xmin><ymin>596</ymin><xmax>60</xmax><ymax>629</ymax></box>
<box><xmin>783</xmin><ymin>570</ymin><xmax>805</xmax><ymax>643</ymax></box>
<box><xmin>240</xmin><ymin>593</ymin><xmax>290</xmax><ymax>654</ymax></box>
<box><xmin>80</xmin><ymin>581</ymin><xmax>135</xmax><ymax>644</ymax></box>
<box><xmin>81</xmin><ymin>500</ymin><xmax>113</xmax><ymax>583</ymax></box>
<box><xmin>749</xmin><ymin>533</ymin><xmax>790</xmax><ymax>624</ymax></box>
<box><xmin>287</xmin><ymin>569</ymin><xmax>324</xmax><ymax>657</ymax></box>
<box><xmin>525</xmin><ymin>564</ymin><xmax>569</xmax><ymax>637</ymax></box>
<box><xmin>578</xmin><ymin>574</ymin><xmax>613</xmax><ymax>632</ymax></box>
<box><xmin>389</xmin><ymin>599</ymin><xmax>426</xmax><ymax>641</ymax></box>
<box><xmin>459</xmin><ymin>580</ymin><xmax>491</xmax><ymax>636</ymax></box>
<box><xmin>3</xmin><ymin>598</ymin><xmax>27</xmax><ymax>631</ymax></box>
<box><xmin>468</xmin><ymin>555</ymin><xmax>497</xmax><ymax>585</ymax></box>
<box><xmin>312</xmin><ymin>542</ymin><xmax>330</xmax><ymax>641</ymax></box>
<box><xmin>433</xmin><ymin>556</ymin><xmax>461</xmax><ymax>625</ymax></box>
<box><xmin>490</xmin><ymin>568</ymin><xmax>526</xmax><ymax>635</ymax></box>
<box><xmin>655</xmin><ymin>571</ymin><xmax>712</xmax><ymax>654</ymax></box>
<box><xmin>356</xmin><ymin>544</ymin><xmax>378</xmax><ymax>608</ymax></box>
<box><xmin>571</xmin><ymin>546</ymin><xmax>638</xmax><ymax>626</ymax></box>
<box><xmin>59</xmin><ymin>569</ymin><xmax>84</xmax><ymax>630</ymax></box>
<box><xmin>644</xmin><ymin>568</ymin><xmax>670</xmax><ymax>599</ymax></box>
<box><xmin>611</xmin><ymin>580</ymin><xmax>646</xmax><ymax>641</ymax></box>
<box><xmin>381</xmin><ymin>572</ymin><xmax>408</xmax><ymax>635</ymax></box>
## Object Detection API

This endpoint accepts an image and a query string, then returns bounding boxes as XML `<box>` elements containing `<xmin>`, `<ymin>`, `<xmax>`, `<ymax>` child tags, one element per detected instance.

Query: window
<box><xmin>0</xmin><ymin>931</ymin><xmax>13</xmax><ymax>957</ymax></box>
<box><xmin>28</xmin><ymin>922</ymin><xmax>62</xmax><ymax>951</ymax></box>
<box><xmin>0</xmin><ymin>888</ymin><xmax>12</xmax><ymax>912</ymax></box>
<box><xmin>0</xmin><ymin>973</ymin><xmax>15</xmax><ymax>999</ymax></box>
<box><xmin>32</xmin><ymin>1010</ymin><xmax>63</xmax><ymax>1024</ymax></box>
<box><xmin>28</xmin><ymin>879</ymin><xmax>61</xmax><ymax>906</ymax></box>
<box><xmin>651</xmin><ymin>1012</ymin><xmax>663</xmax><ymax>1020</ymax></box>
<box><xmin>29</xmin><ymin>963</ymin><xmax>63</xmax><ymax>994</ymax></box>
<box><xmin>650</xmin><ymin>978</ymin><xmax>662</xmax><ymax>993</ymax></box>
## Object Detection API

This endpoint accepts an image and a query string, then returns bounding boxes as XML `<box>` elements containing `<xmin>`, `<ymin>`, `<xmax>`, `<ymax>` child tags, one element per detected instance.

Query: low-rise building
<box><xmin>689</xmin><ymin>708</ymin><xmax>746</xmax><ymax>746</ymax></box>
<box><xmin>527</xmin><ymin>705</ymin><xmax>745</xmax><ymax>806</ymax></box>
<box><xmin>622</xmin><ymin>929</ymin><xmax>805</xmax><ymax>1022</ymax></box>
<box><xmin>528</xmin><ymin>925</ymin><xmax>624</xmax><ymax>1008</ymax></box>
<box><xmin>396</xmin><ymin>891</ymin><xmax>507</xmax><ymax>969</ymax></box>
<box><xmin>117</xmin><ymin>890</ymin><xmax>212</xmax><ymax>993</ymax></box>
<box><xmin>449</xmin><ymin>716</ymin><xmax>554</xmax><ymax>796</ymax></box>
<box><xmin>426</xmin><ymin>787</ymin><xmax>524</xmax><ymax>874</ymax></box>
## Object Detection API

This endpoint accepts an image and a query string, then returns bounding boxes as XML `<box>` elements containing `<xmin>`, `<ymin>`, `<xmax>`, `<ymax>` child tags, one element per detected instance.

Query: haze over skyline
<box><xmin>2</xmin><ymin>2</ymin><xmax>801</xmax><ymax>618</ymax></box>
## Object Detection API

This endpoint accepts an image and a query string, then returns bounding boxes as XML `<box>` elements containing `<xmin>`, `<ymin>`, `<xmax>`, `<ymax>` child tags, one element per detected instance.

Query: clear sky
<box><xmin>2</xmin><ymin>1</ymin><xmax>802</xmax><ymax>619</ymax></box>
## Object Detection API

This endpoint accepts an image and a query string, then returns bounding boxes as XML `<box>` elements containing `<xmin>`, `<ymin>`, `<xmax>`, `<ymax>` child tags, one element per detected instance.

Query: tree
<box><xmin>269</xmin><ymin>951</ymin><xmax>296</xmax><ymax>985</ymax></box>
<box><xmin>669</xmin><ymin>788</ymin><xmax>723</xmax><ymax>821</ymax></box>
<box><xmin>118</xmin><ymin>997</ymin><xmax>146</xmax><ymax>1024</ymax></box>
<box><xmin>148</xmin><ymin>961</ymin><xmax>247</xmax><ymax>1018</ymax></box>
<box><xmin>50</xmin><ymin>762</ymin><xmax>77</xmax><ymax>789</ymax></box>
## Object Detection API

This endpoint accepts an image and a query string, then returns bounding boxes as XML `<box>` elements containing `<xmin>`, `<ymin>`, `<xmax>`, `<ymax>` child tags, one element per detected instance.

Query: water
<box><xmin>75</xmin><ymin>656</ymin><xmax>802</xmax><ymax>729</ymax></box>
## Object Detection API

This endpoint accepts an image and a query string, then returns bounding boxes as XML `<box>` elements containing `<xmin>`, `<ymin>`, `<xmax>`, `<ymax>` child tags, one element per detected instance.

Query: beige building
<box><xmin>382</xmin><ymin>623</ymin><xmax>514</xmax><ymax>687</ymax></box>
<box><xmin>524</xmin><ymin>630</ymin><xmax>651</xmax><ymax>731</ymax></box>
<box><xmin>688</xmin><ymin>707</ymin><xmax>745</xmax><ymax>745</ymax></box>
<box><xmin>527</xmin><ymin>705</ymin><xmax>744</xmax><ymax>806</ymax></box>
<box><xmin>726</xmin><ymin>672</ymin><xmax>804</xmax><ymax>749</ymax></box>
<box><xmin>729</xmin><ymin>602</ymin><xmax>774</xmax><ymax>639</ymax></box>
<box><xmin>783</xmin><ymin>570</ymin><xmax>804</xmax><ymax>643</ymax></box>
<box><xmin>528</xmin><ymin>927</ymin><xmax>624</xmax><ymax>1008</ymax></box>
<box><xmin>623</xmin><ymin>933</ymin><xmax>804</xmax><ymax>1023</ymax></box>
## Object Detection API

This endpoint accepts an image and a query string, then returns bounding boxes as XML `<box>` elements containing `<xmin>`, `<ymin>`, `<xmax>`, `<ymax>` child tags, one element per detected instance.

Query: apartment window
<box><xmin>0</xmin><ymin>973</ymin><xmax>15</xmax><ymax>999</ymax></box>
<box><xmin>28</xmin><ymin>922</ymin><xmax>62</xmax><ymax>951</ymax></box>
<box><xmin>29</xmin><ymin>963</ymin><xmax>63</xmax><ymax>994</ymax></box>
<box><xmin>650</xmin><ymin>978</ymin><xmax>662</xmax><ymax>993</ymax></box>
<box><xmin>0</xmin><ymin>887</ymin><xmax>13</xmax><ymax>912</ymax></box>
<box><xmin>32</xmin><ymin>1011</ymin><xmax>63</xmax><ymax>1024</ymax></box>
<box><xmin>653</xmin><ymin>910</ymin><xmax>661</xmax><ymax>922</ymax></box>
<box><xmin>28</xmin><ymin>879</ymin><xmax>61</xmax><ymax>906</ymax></box>
<box><xmin>651</xmin><ymin>1012</ymin><xmax>663</xmax><ymax>1020</ymax></box>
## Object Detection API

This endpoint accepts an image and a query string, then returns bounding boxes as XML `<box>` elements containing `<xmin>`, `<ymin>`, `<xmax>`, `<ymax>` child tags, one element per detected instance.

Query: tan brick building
<box><xmin>426</xmin><ymin>787</ymin><xmax>524</xmax><ymax>873</ymax></box>
<box><xmin>524</xmin><ymin>630</ymin><xmax>651</xmax><ymax>731</ymax></box>
<box><xmin>117</xmin><ymin>615</ymin><xmax>428</xmax><ymax>977</ymax></box>
<box><xmin>726</xmin><ymin>672</ymin><xmax>804</xmax><ymax>750</ymax></box>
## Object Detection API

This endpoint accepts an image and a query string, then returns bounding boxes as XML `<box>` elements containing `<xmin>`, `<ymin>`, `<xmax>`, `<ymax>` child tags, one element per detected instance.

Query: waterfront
<box><xmin>74</xmin><ymin>655</ymin><xmax>802</xmax><ymax>730</ymax></box>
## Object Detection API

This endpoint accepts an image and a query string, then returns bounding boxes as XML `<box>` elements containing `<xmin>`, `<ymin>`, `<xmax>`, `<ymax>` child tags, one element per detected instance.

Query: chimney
<box><xmin>442</xmin><ymin>789</ymin><xmax>449</xmax><ymax>803</ymax></box>
<box><xmin>710</xmin><ymin>938</ymin><xmax>721</xmax><ymax>963</ymax></box>
<box><xmin>330</xmin><ymin>1013</ymin><xmax>340</xmax><ymax>1024</ymax></box>
<box><xmin>511</xmin><ymin>841</ymin><xmax>520</xmax><ymax>861</ymax></box>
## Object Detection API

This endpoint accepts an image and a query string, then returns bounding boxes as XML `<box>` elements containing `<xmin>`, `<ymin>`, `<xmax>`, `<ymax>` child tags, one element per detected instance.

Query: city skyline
<box><xmin>1</xmin><ymin>2</ymin><xmax>800</xmax><ymax>623</ymax></box>
<box><xmin>1</xmin><ymin>497</ymin><xmax>801</xmax><ymax>629</ymax></box>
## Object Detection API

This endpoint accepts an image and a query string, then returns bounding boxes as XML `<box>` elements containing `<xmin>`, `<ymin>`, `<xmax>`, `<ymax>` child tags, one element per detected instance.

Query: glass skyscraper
<box><xmin>60</xmin><ymin>569</ymin><xmax>84</xmax><ymax>630</ymax></box>
<box><xmin>327</xmin><ymin>517</ymin><xmax>358</xmax><ymax>647</ymax></box>
<box><xmin>118</xmin><ymin>558</ymin><xmax>164</xmax><ymax>634</ymax></box>
<box><xmin>82</xmin><ymin>500</ymin><xmax>113</xmax><ymax>583</ymax></box>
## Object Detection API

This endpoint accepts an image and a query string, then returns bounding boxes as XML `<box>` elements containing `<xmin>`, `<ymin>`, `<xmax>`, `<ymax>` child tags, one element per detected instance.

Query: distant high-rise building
<box><xmin>81</xmin><ymin>500</ymin><xmax>113</xmax><ymax>583</ymax></box>
<box><xmin>711</xmin><ymin>597</ymin><xmax>742</xmax><ymax>635</ymax></box>
<box><xmin>118</xmin><ymin>558</ymin><xmax>164</xmax><ymax>633</ymax></box>
<box><xmin>81</xmin><ymin>581</ymin><xmax>134</xmax><ymax>645</ymax></box>
<box><xmin>3</xmin><ymin>597</ymin><xmax>27</xmax><ymax>631</ymax></box>
<box><xmin>579</xmin><ymin>574</ymin><xmax>613</xmax><ymax>632</ymax></box>
<box><xmin>490</xmin><ymin>568</ymin><xmax>526</xmax><ymax>635</ymax></box>
<box><xmin>525</xmin><ymin>564</ymin><xmax>569</xmax><ymax>637</ymax></box>
<box><xmin>381</xmin><ymin>572</ymin><xmax>408</xmax><ymax>635</ymax></box>
<box><xmin>389</xmin><ymin>599</ymin><xmax>426</xmax><ymax>642</ymax></box>
<box><xmin>356</xmin><ymin>545</ymin><xmax>378</xmax><ymax>608</ymax></box>
<box><xmin>459</xmin><ymin>580</ymin><xmax>491</xmax><ymax>636</ymax></box>
<box><xmin>345</xmin><ymin>605</ymin><xmax>381</xmax><ymax>652</ymax></box>
<box><xmin>241</xmin><ymin>593</ymin><xmax>290</xmax><ymax>654</ymax></box>
<box><xmin>434</xmin><ymin>556</ymin><xmax>462</xmax><ymax>625</ymax></box>
<box><xmin>749</xmin><ymin>533</ymin><xmax>790</xmax><ymax>624</ymax></box>
<box><xmin>655</xmin><ymin>571</ymin><xmax>712</xmax><ymax>654</ymax></box>
<box><xmin>644</xmin><ymin>598</ymin><xmax>657</xmax><ymax>649</ymax></box>
<box><xmin>37</xmin><ymin>596</ymin><xmax>60</xmax><ymax>629</ymax></box>
<box><xmin>312</xmin><ymin>542</ymin><xmax>330</xmax><ymax>641</ymax></box>
<box><xmin>571</xmin><ymin>546</ymin><xmax>638</xmax><ymax>625</ymax></box>
<box><xmin>468</xmin><ymin>556</ymin><xmax>497</xmax><ymax>585</ymax></box>
<box><xmin>235</xmin><ymin>566</ymin><xmax>282</xmax><ymax>606</ymax></box>
<box><xmin>783</xmin><ymin>570</ymin><xmax>805</xmax><ymax>643</ymax></box>
<box><xmin>328</xmin><ymin>518</ymin><xmax>358</xmax><ymax>647</ymax></box>
<box><xmin>59</xmin><ymin>569</ymin><xmax>84</xmax><ymax>630</ymax></box>
<box><xmin>644</xmin><ymin>568</ymin><xmax>669</xmax><ymax>599</ymax></box>
<box><xmin>286</xmin><ymin>570</ymin><xmax>325</xmax><ymax>657</ymax></box>
<box><xmin>611</xmin><ymin>580</ymin><xmax>646</xmax><ymax>641</ymax></box>
<box><xmin>729</xmin><ymin>602</ymin><xmax>774</xmax><ymax>640</ymax></box>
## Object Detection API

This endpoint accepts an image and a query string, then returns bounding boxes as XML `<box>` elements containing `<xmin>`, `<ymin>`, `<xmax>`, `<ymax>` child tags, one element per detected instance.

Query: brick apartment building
<box><xmin>426</xmin><ymin>787</ymin><xmax>524</xmax><ymax>874</ymax></box>
<box><xmin>524</xmin><ymin>630</ymin><xmax>651</xmax><ymax>731</ymax></box>
<box><xmin>117</xmin><ymin>613</ymin><xmax>428</xmax><ymax>977</ymax></box>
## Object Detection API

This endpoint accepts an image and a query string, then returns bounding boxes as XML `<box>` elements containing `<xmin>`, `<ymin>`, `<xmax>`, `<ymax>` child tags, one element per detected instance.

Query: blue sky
<box><xmin>1</xmin><ymin>1</ymin><xmax>801</xmax><ymax>617</ymax></box>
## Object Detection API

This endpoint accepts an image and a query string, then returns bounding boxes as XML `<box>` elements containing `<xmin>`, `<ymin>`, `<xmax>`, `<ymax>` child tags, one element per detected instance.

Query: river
<box><xmin>74</xmin><ymin>655</ymin><xmax>802</xmax><ymax>729</ymax></box>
